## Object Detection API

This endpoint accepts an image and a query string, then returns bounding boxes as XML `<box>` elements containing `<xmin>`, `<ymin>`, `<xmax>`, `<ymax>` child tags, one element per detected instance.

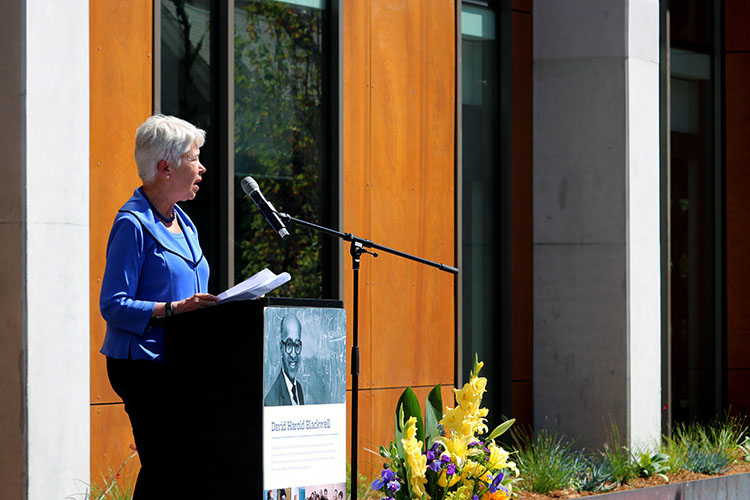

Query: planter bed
<box><xmin>519</xmin><ymin>463</ymin><xmax>750</xmax><ymax>500</ymax></box>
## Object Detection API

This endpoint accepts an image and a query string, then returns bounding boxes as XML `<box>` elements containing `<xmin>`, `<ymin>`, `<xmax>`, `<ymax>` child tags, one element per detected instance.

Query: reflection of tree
<box><xmin>235</xmin><ymin>1</ymin><xmax>325</xmax><ymax>298</ymax></box>
<box><xmin>171</xmin><ymin>0</ymin><xmax>207</xmax><ymax>118</ymax></box>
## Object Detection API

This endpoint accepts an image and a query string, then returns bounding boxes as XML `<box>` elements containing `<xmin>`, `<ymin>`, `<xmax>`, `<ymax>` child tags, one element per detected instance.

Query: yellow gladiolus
<box><xmin>441</xmin><ymin>365</ymin><xmax>490</xmax><ymax>440</ymax></box>
<box><xmin>401</xmin><ymin>417</ymin><xmax>429</xmax><ymax>500</ymax></box>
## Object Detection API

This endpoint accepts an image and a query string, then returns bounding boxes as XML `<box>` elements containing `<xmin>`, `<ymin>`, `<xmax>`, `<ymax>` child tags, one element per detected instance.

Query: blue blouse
<box><xmin>99</xmin><ymin>188</ymin><xmax>210</xmax><ymax>361</ymax></box>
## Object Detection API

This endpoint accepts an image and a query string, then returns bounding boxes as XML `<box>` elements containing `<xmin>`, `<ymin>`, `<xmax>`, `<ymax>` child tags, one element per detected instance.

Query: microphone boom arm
<box><xmin>277</xmin><ymin>212</ymin><xmax>459</xmax><ymax>274</ymax></box>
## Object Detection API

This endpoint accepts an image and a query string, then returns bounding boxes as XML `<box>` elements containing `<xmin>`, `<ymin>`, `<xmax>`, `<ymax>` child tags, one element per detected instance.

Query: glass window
<box><xmin>160</xmin><ymin>0</ymin><xmax>334</xmax><ymax>298</ymax></box>
<box><xmin>234</xmin><ymin>0</ymin><xmax>331</xmax><ymax>298</ymax></box>
<box><xmin>160</xmin><ymin>0</ymin><xmax>222</xmax><ymax>292</ymax></box>
<box><xmin>461</xmin><ymin>3</ymin><xmax>500</xmax><ymax>389</ymax></box>
<box><xmin>668</xmin><ymin>1</ymin><xmax>721</xmax><ymax>423</ymax></box>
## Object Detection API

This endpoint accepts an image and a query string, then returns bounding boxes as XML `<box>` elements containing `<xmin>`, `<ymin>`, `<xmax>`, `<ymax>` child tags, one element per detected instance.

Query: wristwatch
<box><xmin>165</xmin><ymin>301</ymin><xmax>174</xmax><ymax>317</ymax></box>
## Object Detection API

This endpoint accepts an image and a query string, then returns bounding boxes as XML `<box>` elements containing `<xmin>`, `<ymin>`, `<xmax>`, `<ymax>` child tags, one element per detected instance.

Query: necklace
<box><xmin>139</xmin><ymin>187</ymin><xmax>176</xmax><ymax>224</ymax></box>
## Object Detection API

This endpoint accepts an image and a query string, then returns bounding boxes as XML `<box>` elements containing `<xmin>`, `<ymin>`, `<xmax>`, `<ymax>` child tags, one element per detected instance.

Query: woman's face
<box><xmin>171</xmin><ymin>142</ymin><xmax>205</xmax><ymax>202</ymax></box>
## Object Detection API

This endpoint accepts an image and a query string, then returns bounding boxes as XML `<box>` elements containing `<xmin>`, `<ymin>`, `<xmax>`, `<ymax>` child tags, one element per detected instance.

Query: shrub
<box><xmin>571</xmin><ymin>456</ymin><xmax>616</xmax><ymax>493</ymax></box>
<box><xmin>512</xmin><ymin>427</ymin><xmax>585</xmax><ymax>494</ymax></box>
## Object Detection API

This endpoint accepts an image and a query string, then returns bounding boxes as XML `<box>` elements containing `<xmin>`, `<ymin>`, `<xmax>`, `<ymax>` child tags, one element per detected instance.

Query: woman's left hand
<box><xmin>174</xmin><ymin>293</ymin><xmax>219</xmax><ymax>314</ymax></box>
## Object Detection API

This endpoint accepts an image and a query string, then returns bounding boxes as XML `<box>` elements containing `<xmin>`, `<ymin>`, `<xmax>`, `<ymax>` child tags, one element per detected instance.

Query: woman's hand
<box><xmin>174</xmin><ymin>293</ymin><xmax>219</xmax><ymax>314</ymax></box>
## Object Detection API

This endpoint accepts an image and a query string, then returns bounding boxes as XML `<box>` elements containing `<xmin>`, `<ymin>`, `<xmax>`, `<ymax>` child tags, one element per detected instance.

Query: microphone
<box><xmin>241</xmin><ymin>176</ymin><xmax>290</xmax><ymax>240</ymax></box>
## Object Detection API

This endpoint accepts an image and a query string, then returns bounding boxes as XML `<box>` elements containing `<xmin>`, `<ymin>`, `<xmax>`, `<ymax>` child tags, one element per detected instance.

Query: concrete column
<box><xmin>533</xmin><ymin>0</ymin><xmax>661</xmax><ymax>450</ymax></box>
<box><xmin>0</xmin><ymin>1</ymin><xmax>90</xmax><ymax>498</ymax></box>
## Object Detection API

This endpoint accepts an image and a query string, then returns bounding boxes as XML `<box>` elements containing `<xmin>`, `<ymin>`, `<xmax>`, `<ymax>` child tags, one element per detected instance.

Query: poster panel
<box><xmin>263</xmin><ymin>306</ymin><xmax>347</xmax><ymax>493</ymax></box>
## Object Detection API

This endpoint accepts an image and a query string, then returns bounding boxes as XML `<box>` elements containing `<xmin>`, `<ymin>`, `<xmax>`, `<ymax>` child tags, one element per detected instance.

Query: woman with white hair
<box><xmin>99</xmin><ymin>114</ymin><xmax>218</xmax><ymax>497</ymax></box>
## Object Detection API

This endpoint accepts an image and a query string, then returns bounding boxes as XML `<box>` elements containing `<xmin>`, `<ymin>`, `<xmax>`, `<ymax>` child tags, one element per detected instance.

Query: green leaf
<box><xmin>488</xmin><ymin>418</ymin><xmax>515</xmax><ymax>441</ymax></box>
<box><xmin>395</xmin><ymin>387</ymin><xmax>424</xmax><ymax>449</ymax></box>
<box><xmin>424</xmin><ymin>385</ymin><xmax>443</xmax><ymax>445</ymax></box>
<box><xmin>395</xmin><ymin>404</ymin><xmax>406</xmax><ymax>458</ymax></box>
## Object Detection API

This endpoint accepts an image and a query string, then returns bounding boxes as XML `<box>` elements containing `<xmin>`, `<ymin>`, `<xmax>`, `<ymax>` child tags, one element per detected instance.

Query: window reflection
<box><xmin>669</xmin><ymin>1</ymin><xmax>719</xmax><ymax>423</ymax></box>
<box><xmin>160</xmin><ymin>0</ymin><xmax>222</xmax><ymax>292</ymax></box>
<box><xmin>234</xmin><ymin>0</ymin><xmax>329</xmax><ymax>298</ymax></box>
<box><xmin>461</xmin><ymin>4</ymin><xmax>499</xmax><ymax>388</ymax></box>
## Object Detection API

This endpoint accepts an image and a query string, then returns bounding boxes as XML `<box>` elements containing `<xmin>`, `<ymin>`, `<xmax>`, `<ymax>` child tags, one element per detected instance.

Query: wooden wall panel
<box><xmin>512</xmin><ymin>0</ymin><xmax>532</xmax><ymax>14</ymax></box>
<box><xmin>90</xmin><ymin>0</ymin><xmax>152</xmax><ymax>478</ymax></box>
<box><xmin>343</xmin><ymin>0</ymin><xmax>457</xmax><ymax>476</ymax></box>
<box><xmin>90</xmin><ymin>405</ymin><xmax>140</xmax><ymax>486</ymax></box>
<box><xmin>368</xmin><ymin>0</ymin><xmax>455</xmax><ymax>389</ymax></box>
<box><xmin>725</xmin><ymin>53</ymin><xmax>750</xmax><ymax>371</ymax></box>
<box><xmin>511</xmin><ymin>10</ymin><xmax>533</xmax><ymax>393</ymax></box>
<box><xmin>512</xmin><ymin>0</ymin><xmax>537</xmax><ymax>434</ymax></box>
<box><xmin>728</xmin><ymin>370</ymin><xmax>750</xmax><ymax>417</ymax></box>
<box><xmin>725</xmin><ymin>0</ymin><xmax>750</xmax><ymax>51</ymax></box>
<box><xmin>343</xmin><ymin>0</ymin><xmax>373</xmax><ymax>392</ymax></box>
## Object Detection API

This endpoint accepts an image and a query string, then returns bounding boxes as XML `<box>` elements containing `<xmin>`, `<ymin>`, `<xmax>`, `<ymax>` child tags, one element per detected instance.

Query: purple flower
<box><xmin>429</xmin><ymin>460</ymin><xmax>441</xmax><ymax>472</ymax></box>
<box><xmin>488</xmin><ymin>473</ymin><xmax>508</xmax><ymax>494</ymax></box>
<box><xmin>387</xmin><ymin>480</ymin><xmax>400</xmax><ymax>494</ymax></box>
<box><xmin>426</xmin><ymin>449</ymin><xmax>436</xmax><ymax>462</ymax></box>
<box><xmin>373</xmin><ymin>468</ymin><xmax>397</xmax><ymax>490</ymax></box>
<box><xmin>473</xmin><ymin>496</ymin><xmax>479</xmax><ymax>500</ymax></box>
<box><xmin>446</xmin><ymin>463</ymin><xmax>456</xmax><ymax>476</ymax></box>
<box><xmin>441</xmin><ymin>454</ymin><xmax>451</xmax><ymax>465</ymax></box>
<box><xmin>469</xmin><ymin>441</ymin><xmax>480</xmax><ymax>447</ymax></box>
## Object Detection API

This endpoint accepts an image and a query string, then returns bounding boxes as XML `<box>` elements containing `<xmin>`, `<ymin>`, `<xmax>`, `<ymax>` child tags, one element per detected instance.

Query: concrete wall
<box><xmin>533</xmin><ymin>0</ymin><xmax>661</xmax><ymax>450</ymax></box>
<box><xmin>0</xmin><ymin>1</ymin><xmax>91</xmax><ymax>498</ymax></box>
<box><xmin>0</xmin><ymin>0</ymin><xmax>26</xmax><ymax>498</ymax></box>
<box><xmin>26</xmin><ymin>1</ymin><xmax>91</xmax><ymax>496</ymax></box>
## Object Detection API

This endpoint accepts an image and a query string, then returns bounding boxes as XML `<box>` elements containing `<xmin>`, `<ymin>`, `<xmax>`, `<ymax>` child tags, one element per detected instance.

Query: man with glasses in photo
<box><xmin>265</xmin><ymin>313</ymin><xmax>305</xmax><ymax>406</ymax></box>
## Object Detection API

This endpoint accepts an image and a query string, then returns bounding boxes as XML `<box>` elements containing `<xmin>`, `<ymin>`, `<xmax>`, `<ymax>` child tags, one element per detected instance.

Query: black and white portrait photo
<box><xmin>263</xmin><ymin>307</ymin><xmax>346</xmax><ymax>406</ymax></box>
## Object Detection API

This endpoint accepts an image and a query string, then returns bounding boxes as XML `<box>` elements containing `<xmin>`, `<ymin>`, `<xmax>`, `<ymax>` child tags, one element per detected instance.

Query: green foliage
<box><xmin>424</xmin><ymin>385</ymin><xmax>444</xmax><ymax>446</ymax></box>
<box><xmin>682</xmin><ymin>445</ymin><xmax>734</xmax><ymax>474</ymax></box>
<box><xmin>571</xmin><ymin>456</ymin><xmax>616</xmax><ymax>493</ymax></box>
<box><xmin>600</xmin><ymin>421</ymin><xmax>635</xmax><ymax>485</ymax></box>
<box><xmin>394</xmin><ymin>384</ymin><xmax>446</xmax><ymax>454</ymax></box>
<box><xmin>739</xmin><ymin>436</ymin><xmax>750</xmax><ymax>462</ymax></box>
<box><xmin>633</xmin><ymin>451</ymin><xmax>670</xmax><ymax>481</ymax></box>
<box><xmin>662</xmin><ymin>416</ymin><xmax>746</xmax><ymax>475</ymax></box>
<box><xmin>234</xmin><ymin>1</ymin><xmax>327</xmax><ymax>297</ymax></box>
<box><xmin>66</xmin><ymin>448</ymin><xmax>138</xmax><ymax>500</ymax></box>
<box><xmin>395</xmin><ymin>387</ymin><xmax>425</xmax><ymax>456</ymax></box>
<box><xmin>512</xmin><ymin>427</ymin><xmax>584</xmax><ymax>494</ymax></box>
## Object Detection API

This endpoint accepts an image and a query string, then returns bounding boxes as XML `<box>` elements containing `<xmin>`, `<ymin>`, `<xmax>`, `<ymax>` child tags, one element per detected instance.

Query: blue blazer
<box><xmin>99</xmin><ymin>188</ymin><xmax>209</xmax><ymax>361</ymax></box>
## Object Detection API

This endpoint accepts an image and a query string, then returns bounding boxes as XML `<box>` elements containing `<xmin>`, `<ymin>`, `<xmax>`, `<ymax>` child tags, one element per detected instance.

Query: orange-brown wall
<box><xmin>511</xmin><ymin>0</ymin><xmax>533</xmax><ymax>430</ymax></box>
<box><xmin>89</xmin><ymin>0</ymin><xmax>153</xmax><ymax>483</ymax></box>
<box><xmin>725</xmin><ymin>0</ymin><xmax>750</xmax><ymax>417</ymax></box>
<box><xmin>343</xmin><ymin>0</ymin><xmax>457</xmax><ymax>476</ymax></box>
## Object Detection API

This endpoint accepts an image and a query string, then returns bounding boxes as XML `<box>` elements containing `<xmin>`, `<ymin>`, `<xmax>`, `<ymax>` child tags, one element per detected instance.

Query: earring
<box><xmin>167</xmin><ymin>175</ymin><xmax>171</xmax><ymax>179</ymax></box>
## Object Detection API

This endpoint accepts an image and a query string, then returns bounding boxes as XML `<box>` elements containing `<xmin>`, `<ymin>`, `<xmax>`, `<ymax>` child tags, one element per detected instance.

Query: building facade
<box><xmin>2</xmin><ymin>0</ymin><xmax>749</xmax><ymax>498</ymax></box>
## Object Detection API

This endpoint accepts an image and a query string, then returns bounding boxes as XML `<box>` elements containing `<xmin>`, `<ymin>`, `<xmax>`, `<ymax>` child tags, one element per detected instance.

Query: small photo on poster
<box><xmin>304</xmin><ymin>482</ymin><xmax>346</xmax><ymax>500</ymax></box>
<box><xmin>263</xmin><ymin>307</ymin><xmax>346</xmax><ymax>407</ymax></box>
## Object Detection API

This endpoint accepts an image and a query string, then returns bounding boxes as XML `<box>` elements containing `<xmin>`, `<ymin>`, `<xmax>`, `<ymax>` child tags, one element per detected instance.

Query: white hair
<box><xmin>134</xmin><ymin>114</ymin><xmax>206</xmax><ymax>182</ymax></box>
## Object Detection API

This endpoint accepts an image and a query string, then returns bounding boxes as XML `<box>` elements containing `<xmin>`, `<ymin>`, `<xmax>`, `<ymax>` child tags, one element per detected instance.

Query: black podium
<box><xmin>156</xmin><ymin>297</ymin><xmax>345</xmax><ymax>497</ymax></box>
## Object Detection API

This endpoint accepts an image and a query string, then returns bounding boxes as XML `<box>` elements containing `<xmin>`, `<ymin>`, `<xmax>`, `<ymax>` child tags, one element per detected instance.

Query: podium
<box><xmin>157</xmin><ymin>297</ymin><xmax>346</xmax><ymax>498</ymax></box>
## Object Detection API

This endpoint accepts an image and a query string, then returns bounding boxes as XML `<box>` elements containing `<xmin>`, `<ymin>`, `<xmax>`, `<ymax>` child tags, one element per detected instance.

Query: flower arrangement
<box><xmin>372</xmin><ymin>357</ymin><xmax>518</xmax><ymax>500</ymax></box>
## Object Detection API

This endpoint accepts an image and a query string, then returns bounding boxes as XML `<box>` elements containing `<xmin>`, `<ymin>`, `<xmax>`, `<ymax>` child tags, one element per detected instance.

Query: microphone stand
<box><xmin>277</xmin><ymin>212</ymin><xmax>458</xmax><ymax>500</ymax></box>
